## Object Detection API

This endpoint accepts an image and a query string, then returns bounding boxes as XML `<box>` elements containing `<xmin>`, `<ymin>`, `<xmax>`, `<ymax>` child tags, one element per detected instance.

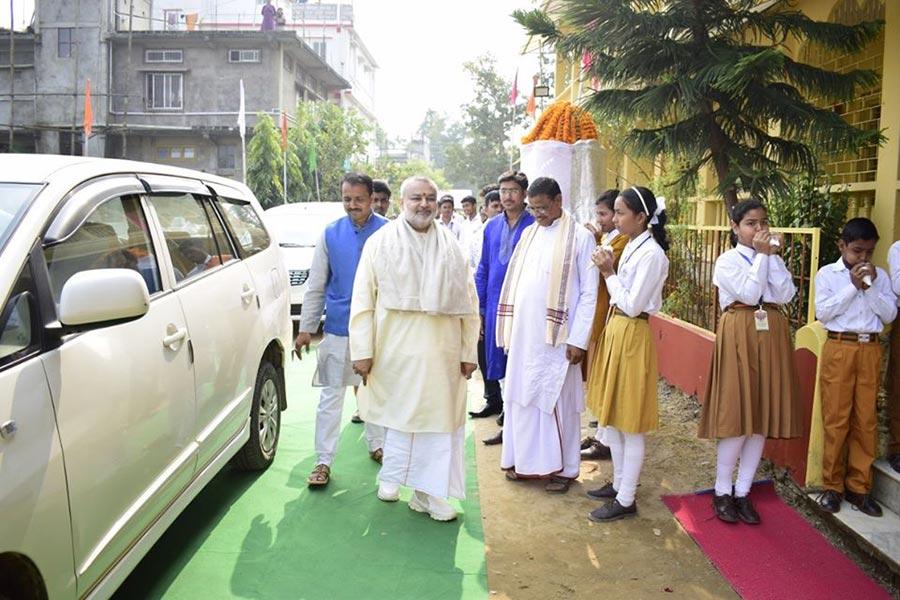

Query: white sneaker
<box><xmin>408</xmin><ymin>491</ymin><xmax>457</xmax><ymax>521</ymax></box>
<box><xmin>377</xmin><ymin>481</ymin><xmax>400</xmax><ymax>502</ymax></box>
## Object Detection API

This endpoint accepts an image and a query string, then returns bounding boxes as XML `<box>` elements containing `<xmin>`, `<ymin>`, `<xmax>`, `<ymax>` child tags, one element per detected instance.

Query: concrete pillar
<box><xmin>37</xmin><ymin>130</ymin><xmax>60</xmax><ymax>154</ymax></box>
<box><xmin>872</xmin><ymin>0</ymin><xmax>899</xmax><ymax>267</ymax></box>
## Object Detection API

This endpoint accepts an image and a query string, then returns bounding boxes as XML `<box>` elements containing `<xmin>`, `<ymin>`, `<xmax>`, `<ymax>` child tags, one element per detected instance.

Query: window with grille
<box><xmin>145</xmin><ymin>73</ymin><xmax>183</xmax><ymax>110</ymax></box>
<box><xmin>58</xmin><ymin>28</ymin><xmax>75</xmax><ymax>58</ymax></box>
<box><xmin>229</xmin><ymin>49</ymin><xmax>261</xmax><ymax>63</ymax></box>
<box><xmin>145</xmin><ymin>49</ymin><xmax>183</xmax><ymax>63</ymax></box>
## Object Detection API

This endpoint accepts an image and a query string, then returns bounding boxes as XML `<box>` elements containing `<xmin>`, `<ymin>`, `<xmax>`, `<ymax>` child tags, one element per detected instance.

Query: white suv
<box><xmin>0</xmin><ymin>155</ymin><xmax>291</xmax><ymax>599</ymax></box>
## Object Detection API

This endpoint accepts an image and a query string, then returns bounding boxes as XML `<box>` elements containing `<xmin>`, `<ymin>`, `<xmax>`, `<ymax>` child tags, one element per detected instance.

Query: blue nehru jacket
<box><xmin>323</xmin><ymin>212</ymin><xmax>388</xmax><ymax>336</ymax></box>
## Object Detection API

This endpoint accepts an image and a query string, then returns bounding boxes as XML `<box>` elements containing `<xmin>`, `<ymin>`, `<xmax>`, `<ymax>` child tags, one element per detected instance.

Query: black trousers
<box><xmin>477</xmin><ymin>337</ymin><xmax>502</xmax><ymax>408</ymax></box>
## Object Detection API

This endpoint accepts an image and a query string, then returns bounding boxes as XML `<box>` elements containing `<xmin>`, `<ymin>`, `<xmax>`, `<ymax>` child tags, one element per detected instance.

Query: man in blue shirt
<box><xmin>474</xmin><ymin>170</ymin><xmax>535</xmax><ymax>445</ymax></box>
<box><xmin>295</xmin><ymin>173</ymin><xmax>389</xmax><ymax>487</ymax></box>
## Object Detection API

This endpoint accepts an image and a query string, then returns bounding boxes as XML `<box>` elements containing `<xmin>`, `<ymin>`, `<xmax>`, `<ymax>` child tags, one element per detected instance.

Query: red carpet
<box><xmin>662</xmin><ymin>482</ymin><xmax>891</xmax><ymax>599</ymax></box>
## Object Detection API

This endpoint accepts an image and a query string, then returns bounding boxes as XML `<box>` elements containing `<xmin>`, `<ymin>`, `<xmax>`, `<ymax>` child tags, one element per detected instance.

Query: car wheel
<box><xmin>232</xmin><ymin>359</ymin><xmax>282</xmax><ymax>471</ymax></box>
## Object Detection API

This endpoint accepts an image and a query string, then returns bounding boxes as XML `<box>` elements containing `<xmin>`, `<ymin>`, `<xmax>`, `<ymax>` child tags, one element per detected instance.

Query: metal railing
<box><xmin>662</xmin><ymin>225</ymin><xmax>821</xmax><ymax>332</ymax></box>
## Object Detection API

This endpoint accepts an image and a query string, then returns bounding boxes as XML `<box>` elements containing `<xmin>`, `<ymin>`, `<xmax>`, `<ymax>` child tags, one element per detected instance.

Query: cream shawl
<box><xmin>374</xmin><ymin>217</ymin><xmax>473</xmax><ymax>315</ymax></box>
<box><xmin>496</xmin><ymin>210</ymin><xmax>577</xmax><ymax>350</ymax></box>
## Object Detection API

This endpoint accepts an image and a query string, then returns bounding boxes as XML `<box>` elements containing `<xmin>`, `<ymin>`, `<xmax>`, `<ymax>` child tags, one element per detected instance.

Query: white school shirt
<box><xmin>600</xmin><ymin>228</ymin><xmax>620</xmax><ymax>245</ymax></box>
<box><xmin>713</xmin><ymin>244</ymin><xmax>796</xmax><ymax>310</ymax></box>
<box><xmin>814</xmin><ymin>257</ymin><xmax>897</xmax><ymax>333</ymax></box>
<box><xmin>605</xmin><ymin>230</ymin><xmax>669</xmax><ymax>317</ymax></box>
<box><xmin>888</xmin><ymin>240</ymin><xmax>900</xmax><ymax>307</ymax></box>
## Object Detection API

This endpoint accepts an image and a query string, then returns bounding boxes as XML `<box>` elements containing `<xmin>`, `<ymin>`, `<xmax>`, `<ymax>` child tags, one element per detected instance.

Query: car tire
<box><xmin>232</xmin><ymin>360</ymin><xmax>282</xmax><ymax>471</ymax></box>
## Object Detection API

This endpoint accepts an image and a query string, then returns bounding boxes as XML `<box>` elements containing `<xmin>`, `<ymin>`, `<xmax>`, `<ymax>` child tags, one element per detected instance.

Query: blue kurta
<box><xmin>475</xmin><ymin>210</ymin><xmax>535</xmax><ymax>380</ymax></box>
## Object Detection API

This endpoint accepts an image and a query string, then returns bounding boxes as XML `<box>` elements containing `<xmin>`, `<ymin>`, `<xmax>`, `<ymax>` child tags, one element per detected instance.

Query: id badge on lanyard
<box><xmin>754</xmin><ymin>307</ymin><xmax>769</xmax><ymax>332</ymax></box>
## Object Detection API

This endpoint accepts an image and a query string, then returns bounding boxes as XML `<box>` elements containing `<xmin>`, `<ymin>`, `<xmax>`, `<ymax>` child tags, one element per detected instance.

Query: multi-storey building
<box><xmin>0</xmin><ymin>0</ymin><xmax>350</xmax><ymax>178</ymax></box>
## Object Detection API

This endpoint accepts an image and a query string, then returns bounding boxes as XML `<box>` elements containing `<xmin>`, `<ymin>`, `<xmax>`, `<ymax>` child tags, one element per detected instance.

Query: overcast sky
<box><xmin>4</xmin><ymin>0</ymin><xmax>542</xmax><ymax>138</ymax></box>
<box><xmin>353</xmin><ymin>0</ymin><xmax>542</xmax><ymax>138</ymax></box>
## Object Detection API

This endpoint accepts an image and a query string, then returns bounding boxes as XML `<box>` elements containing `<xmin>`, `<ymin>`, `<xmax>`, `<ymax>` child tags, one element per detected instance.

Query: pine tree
<box><xmin>246</xmin><ymin>113</ymin><xmax>285</xmax><ymax>209</ymax></box>
<box><xmin>514</xmin><ymin>0</ymin><xmax>883</xmax><ymax>211</ymax></box>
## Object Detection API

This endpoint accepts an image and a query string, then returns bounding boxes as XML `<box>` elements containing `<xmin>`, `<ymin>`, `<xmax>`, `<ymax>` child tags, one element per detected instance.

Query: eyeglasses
<box><xmin>498</xmin><ymin>188</ymin><xmax>522</xmax><ymax>196</ymax></box>
<box><xmin>527</xmin><ymin>205</ymin><xmax>552</xmax><ymax>215</ymax></box>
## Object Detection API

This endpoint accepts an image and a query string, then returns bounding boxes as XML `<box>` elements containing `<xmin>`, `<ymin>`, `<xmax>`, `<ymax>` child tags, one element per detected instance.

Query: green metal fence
<box><xmin>662</xmin><ymin>225</ymin><xmax>821</xmax><ymax>332</ymax></box>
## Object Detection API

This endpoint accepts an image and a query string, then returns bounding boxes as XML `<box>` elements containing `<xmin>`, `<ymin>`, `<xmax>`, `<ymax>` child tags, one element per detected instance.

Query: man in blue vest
<box><xmin>295</xmin><ymin>173</ymin><xmax>389</xmax><ymax>487</ymax></box>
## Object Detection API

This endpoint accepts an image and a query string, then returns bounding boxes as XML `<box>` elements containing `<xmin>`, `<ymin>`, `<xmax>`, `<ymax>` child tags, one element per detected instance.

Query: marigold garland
<box><xmin>521</xmin><ymin>100</ymin><xmax>599</xmax><ymax>144</ymax></box>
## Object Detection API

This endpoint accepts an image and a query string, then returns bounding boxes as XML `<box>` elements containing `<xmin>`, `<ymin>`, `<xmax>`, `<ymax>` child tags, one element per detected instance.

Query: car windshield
<box><xmin>0</xmin><ymin>183</ymin><xmax>43</xmax><ymax>251</ymax></box>
<box><xmin>269</xmin><ymin>215</ymin><xmax>337</xmax><ymax>248</ymax></box>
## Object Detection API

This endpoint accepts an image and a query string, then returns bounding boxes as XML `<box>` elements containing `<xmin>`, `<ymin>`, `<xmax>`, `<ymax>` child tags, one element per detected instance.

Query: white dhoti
<box><xmin>379</xmin><ymin>426</ymin><xmax>466</xmax><ymax>500</ymax></box>
<box><xmin>313</xmin><ymin>333</ymin><xmax>385</xmax><ymax>465</ymax></box>
<box><xmin>497</xmin><ymin>218</ymin><xmax>597</xmax><ymax>481</ymax></box>
<box><xmin>501</xmin><ymin>365</ymin><xmax>582</xmax><ymax>478</ymax></box>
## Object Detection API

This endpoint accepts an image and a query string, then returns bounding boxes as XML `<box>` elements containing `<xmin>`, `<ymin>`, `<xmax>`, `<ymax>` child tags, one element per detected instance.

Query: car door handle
<box><xmin>163</xmin><ymin>324</ymin><xmax>188</xmax><ymax>351</ymax></box>
<box><xmin>0</xmin><ymin>420</ymin><xmax>17</xmax><ymax>440</ymax></box>
<box><xmin>241</xmin><ymin>284</ymin><xmax>256</xmax><ymax>304</ymax></box>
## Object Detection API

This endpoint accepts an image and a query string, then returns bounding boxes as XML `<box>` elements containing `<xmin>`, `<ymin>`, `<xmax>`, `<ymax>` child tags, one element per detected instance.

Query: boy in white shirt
<box><xmin>815</xmin><ymin>218</ymin><xmax>897</xmax><ymax>517</ymax></box>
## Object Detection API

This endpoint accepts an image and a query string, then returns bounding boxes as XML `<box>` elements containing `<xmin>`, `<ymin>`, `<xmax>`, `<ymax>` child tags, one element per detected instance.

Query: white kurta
<box><xmin>501</xmin><ymin>219</ymin><xmax>598</xmax><ymax>478</ymax></box>
<box><xmin>350</xmin><ymin>224</ymin><xmax>480</xmax><ymax>499</ymax></box>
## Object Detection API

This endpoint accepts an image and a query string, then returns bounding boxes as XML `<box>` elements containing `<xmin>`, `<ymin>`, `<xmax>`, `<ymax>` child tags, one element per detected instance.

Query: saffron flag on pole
<box><xmin>509</xmin><ymin>68</ymin><xmax>519</xmax><ymax>105</ymax></box>
<box><xmin>526</xmin><ymin>75</ymin><xmax>537</xmax><ymax>117</ymax></box>
<box><xmin>280</xmin><ymin>111</ymin><xmax>288</xmax><ymax>151</ymax></box>
<box><xmin>237</xmin><ymin>79</ymin><xmax>246</xmax><ymax>140</ymax></box>
<box><xmin>83</xmin><ymin>79</ymin><xmax>93</xmax><ymax>138</ymax></box>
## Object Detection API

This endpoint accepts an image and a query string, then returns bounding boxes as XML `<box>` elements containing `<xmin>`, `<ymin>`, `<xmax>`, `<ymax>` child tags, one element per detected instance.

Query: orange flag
<box><xmin>526</xmin><ymin>75</ymin><xmax>538</xmax><ymax>117</ymax></box>
<box><xmin>280</xmin><ymin>111</ymin><xmax>288</xmax><ymax>151</ymax></box>
<box><xmin>83</xmin><ymin>79</ymin><xmax>93</xmax><ymax>138</ymax></box>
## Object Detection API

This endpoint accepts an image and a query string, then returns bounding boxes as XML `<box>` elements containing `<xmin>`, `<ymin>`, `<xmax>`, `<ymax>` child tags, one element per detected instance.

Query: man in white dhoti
<box><xmin>350</xmin><ymin>176</ymin><xmax>480</xmax><ymax>521</ymax></box>
<box><xmin>497</xmin><ymin>177</ymin><xmax>598</xmax><ymax>493</ymax></box>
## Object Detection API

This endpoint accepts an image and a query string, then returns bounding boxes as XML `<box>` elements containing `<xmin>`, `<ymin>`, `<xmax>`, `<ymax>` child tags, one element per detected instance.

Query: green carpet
<box><xmin>114</xmin><ymin>349</ymin><xmax>488</xmax><ymax>600</ymax></box>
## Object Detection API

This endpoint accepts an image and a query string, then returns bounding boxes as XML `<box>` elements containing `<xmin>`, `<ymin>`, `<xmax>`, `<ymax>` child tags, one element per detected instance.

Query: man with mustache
<box><xmin>350</xmin><ymin>176</ymin><xmax>480</xmax><ymax>521</ymax></box>
<box><xmin>295</xmin><ymin>172</ymin><xmax>388</xmax><ymax>488</ymax></box>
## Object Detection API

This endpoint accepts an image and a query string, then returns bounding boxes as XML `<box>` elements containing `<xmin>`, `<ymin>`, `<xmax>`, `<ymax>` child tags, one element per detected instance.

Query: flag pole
<box><xmin>509</xmin><ymin>102</ymin><xmax>516</xmax><ymax>170</ymax></box>
<box><xmin>283</xmin><ymin>148</ymin><xmax>288</xmax><ymax>204</ymax></box>
<box><xmin>238</xmin><ymin>79</ymin><xmax>247</xmax><ymax>184</ymax></box>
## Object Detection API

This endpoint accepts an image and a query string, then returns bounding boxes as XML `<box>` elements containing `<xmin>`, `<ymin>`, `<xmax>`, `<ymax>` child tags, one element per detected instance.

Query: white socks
<box><xmin>715</xmin><ymin>434</ymin><xmax>765</xmax><ymax>497</ymax></box>
<box><xmin>604</xmin><ymin>427</ymin><xmax>645</xmax><ymax>507</ymax></box>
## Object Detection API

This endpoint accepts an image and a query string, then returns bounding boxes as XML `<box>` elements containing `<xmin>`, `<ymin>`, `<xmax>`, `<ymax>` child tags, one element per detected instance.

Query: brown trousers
<box><xmin>820</xmin><ymin>338</ymin><xmax>882</xmax><ymax>494</ymax></box>
<box><xmin>889</xmin><ymin>320</ymin><xmax>900</xmax><ymax>455</ymax></box>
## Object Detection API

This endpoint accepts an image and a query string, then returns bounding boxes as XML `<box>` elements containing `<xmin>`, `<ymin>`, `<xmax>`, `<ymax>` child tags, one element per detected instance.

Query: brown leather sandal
<box><xmin>545</xmin><ymin>476</ymin><xmax>573</xmax><ymax>493</ymax></box>
<box><xmin>504</xmin><ymin>469</ymin><xmax>520</xmax><ymax>481</ymax></box>
<box><xmin>369</xmin><ymin>448</ymin><xmax>383</xmax><ymax>464</ymax></box>
<box><xmin>307</xmin><ymin>463</ymin><xmax>331</xmax><ymax>487</ymax></box>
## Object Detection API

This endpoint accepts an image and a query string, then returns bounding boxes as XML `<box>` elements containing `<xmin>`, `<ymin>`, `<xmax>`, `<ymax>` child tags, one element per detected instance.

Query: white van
<box><xmin>0</xmin><ymin>155</ymin><xmax>291</xmax><ymax>599</ymax></box>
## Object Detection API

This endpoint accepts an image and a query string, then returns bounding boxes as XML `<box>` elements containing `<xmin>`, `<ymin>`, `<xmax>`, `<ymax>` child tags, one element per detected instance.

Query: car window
<box><xmin>267</xmin><ymin>215</ymin><xmax>334</xmax><ymax>248</ymax></box>
<box><xmin>44</xmin><ymin>195</ymin><xmax>162</xmax><ymax>302</ymax></box>
<box><xmin>149</xmin><ymin>194</ymin><xmax>231</xmax><ymax>283</ymax></box>
<box><xmin>0</xmin><ymin>183</ymin><xmax>42</xmax><ymax>251</ymax></box>
<box><xmin>0</xmin><ymin>261</ymin><xmax>39</xmax><ymax>367</ymax></box>
<box><xmin>203</xmin><ymin>200</ymin><xmax>237</xmax><ymax>264</ymax></box>
<box><xmin>216</xmin><ymin>198</ymin><xmax>271</xmax><ymax>258</ymax></box>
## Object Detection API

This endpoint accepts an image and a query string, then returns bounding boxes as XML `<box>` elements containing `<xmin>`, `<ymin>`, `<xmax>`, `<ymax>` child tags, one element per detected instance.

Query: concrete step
<box><xmin>807</xmin><ymin>492</ymin><xmax>900</xmax><ymax>572</ymax></box>
<box><xmin>872</xmin><ymin>459</ymin><xmax>900</xmax><ymax>516</ymax></box>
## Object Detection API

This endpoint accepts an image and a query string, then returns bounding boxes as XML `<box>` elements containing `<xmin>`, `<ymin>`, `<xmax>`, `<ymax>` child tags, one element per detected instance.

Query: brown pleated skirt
<box><xmin>587</xmin><ymin>314</ymin><xmax>659</xmax><ymax>434</ymax></box>
<box><xmin>698</xmin><ymin>305</ymin><xmax>801</xmax><ymax>439</ymax></box>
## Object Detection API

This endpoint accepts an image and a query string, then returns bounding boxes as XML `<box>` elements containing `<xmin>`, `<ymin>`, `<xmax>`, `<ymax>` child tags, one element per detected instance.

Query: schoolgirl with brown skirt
<box><xmin>698</xmin><ymin>200</ymin><xmax>802</xmax><ymax>524</ymax></box>
<box><xmin>586</xmin><ymin>186</ymin><xmax>670</xmax><ymax>522</ymax></box>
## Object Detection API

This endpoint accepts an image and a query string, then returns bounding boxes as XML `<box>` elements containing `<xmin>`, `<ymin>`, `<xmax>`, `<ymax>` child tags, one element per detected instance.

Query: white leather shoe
<box><xmin>377</xmin><ymin>481</ymin><xmax>400</xmax><ymax>502</ymax></box>
<box><xmin>408</xmin><ymin>491</ymin><xmax>457</xmax><ymax>521</ymax></box>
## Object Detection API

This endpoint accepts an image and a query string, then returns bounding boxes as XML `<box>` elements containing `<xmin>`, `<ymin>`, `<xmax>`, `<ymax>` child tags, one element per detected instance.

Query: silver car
<box><xmin>0</xmin><ymin>155</ymin><xmax>291</xmax><ymax>599</ymax></box>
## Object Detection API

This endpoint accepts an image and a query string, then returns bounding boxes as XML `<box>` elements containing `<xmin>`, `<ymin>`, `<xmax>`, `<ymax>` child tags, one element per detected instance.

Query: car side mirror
<box><xmin>59</xmin><ymin>269</ymin><xmax>150</xmax><ymax>330</ymax></box>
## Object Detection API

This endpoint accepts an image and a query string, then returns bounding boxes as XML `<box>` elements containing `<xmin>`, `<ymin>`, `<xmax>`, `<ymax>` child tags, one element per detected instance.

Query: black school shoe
<box><xmin>588</xmin><ymin>499</ymin><xmax>637</xmax><ymax>522</ymax></box>
<box><xmin>844</xmin><ymin>490</ymin><xmax>883</xmax><ymax>517</ymax></box>
<box><xmin>888</xmin><ymin>453</ymin><xmax>900</xmax><ymax>474</ymax></box>
<box><xmin>734</xmin><ymin>495</ymin><xmax>760</xmax><ymax>524</ymax></box>
<box><xmin>713</xmin><ymin>493</ymin><xmax>739</xmax><ymax>523</ymax></box>
<box><xmin>482</xmin><ymin>430</ymin><xmax>503</xmax><ymax>446</ymax></box>
<box><xmin>817</xmin><ymin>490</ymin><xmax>842</xmax><ymax>513</ymax></box>
<box><xmin>586</xmin><ymin>481</ymin><xmax>617</xmax><ymax>500</ymax></box>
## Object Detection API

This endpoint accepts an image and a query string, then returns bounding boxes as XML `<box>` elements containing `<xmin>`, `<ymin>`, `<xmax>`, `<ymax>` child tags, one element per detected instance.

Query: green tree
<box><xmin>246</xmin><ymin>113</ymin><xmax>285</xmax><ymax>209</ymax></box>
<box><xmin>514</xmin><ymin>1</ymin><xmax>883</xmax><ymax>212</ymax></box>
<box><xmin>361</xmin><ymin>157</ymin><xmax>451</xmax><ymax>191</ymax></box>
<box><xmin>290</xmin><ymin>102</ymin><xmax>369</xmax><ymax>201</ymax></box>
<box><xmin>416</xmin><ymin>109</ymin><xmax>463</xmax><ymax>171</ymax></box>
<box><xmin>443</xmin><ymin>54</ymin><xmax>527</xmax><ymax>190</ymax></box>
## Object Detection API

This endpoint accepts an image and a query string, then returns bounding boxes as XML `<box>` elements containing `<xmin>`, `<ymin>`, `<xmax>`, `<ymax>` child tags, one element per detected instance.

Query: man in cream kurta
<box><xmin>497</xmin><ymin>177</ymin><xmax>598</xmax><ymax>492</ymax></box>
<box><xmin>350</xmin><ymin>176</ymin><xmax>480</xmax><ymax>522</ymax></box>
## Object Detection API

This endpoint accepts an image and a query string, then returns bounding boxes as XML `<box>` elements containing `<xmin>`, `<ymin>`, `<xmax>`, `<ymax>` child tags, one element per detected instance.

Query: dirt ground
<box><xmin>471</xmin><ymin>380</ymin><xmax>738</xmax><ymax>600</ymax></box>
<box><xmin>470</xmin><ymin>377</ymin><xmax>900</xmax><ymax>600</ymax></box>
